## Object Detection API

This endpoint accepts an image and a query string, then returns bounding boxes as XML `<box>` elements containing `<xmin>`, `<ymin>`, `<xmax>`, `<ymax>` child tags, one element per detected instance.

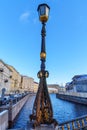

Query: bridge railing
<box><xmin>58</xmin><ymin>114</ymin><xmax>87</xmax><ymax>130</ymax></box>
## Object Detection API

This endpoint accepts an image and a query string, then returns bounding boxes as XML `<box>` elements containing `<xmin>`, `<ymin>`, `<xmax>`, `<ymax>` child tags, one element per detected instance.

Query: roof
<box><xmin>34</xmin><ymin>81</ymin><xmax>38</xmax><ymax>84</ymax></box>
<box><xmin>22</xmin><ymin>75</ymin><xmax>34</xmax><ymax>80</ymax></box>
<box><xmin>47</xmin><ymin>84</ymin><xmax>59</xmax><ymax>89</ymax></box>
<box><xmin>72</xmin><ymin>74</ymin><xmax>87</xmax><ymax>81</ymax></box>
<box><xmin>7</xmin><ymin>65</ymin><xmax>19</xmax><ymax>74</ymax></box>
<box><xmin>48</xmin><ymin>88</ymin><xmax>58</xmax><ymax>91</ymax></box>
<box><xmin>0</xmin><ymin>59</ymin><xmax>12</xmax><ymax>72</ymax></box>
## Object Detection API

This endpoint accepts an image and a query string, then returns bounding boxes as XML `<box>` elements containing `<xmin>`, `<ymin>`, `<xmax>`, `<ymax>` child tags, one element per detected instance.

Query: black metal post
<box><xmin>40</xmin><ymin>22</ymin><xmax>46</xmax><ymax>71</ymax></box>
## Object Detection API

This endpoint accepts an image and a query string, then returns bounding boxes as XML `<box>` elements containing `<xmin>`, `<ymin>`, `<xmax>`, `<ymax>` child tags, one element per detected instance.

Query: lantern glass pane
<box><xmin>46</xmin><ymin>7</ymin><xmax>49</xmax><ymax>16</ymax></box>
<box><xmin>38</xmin><ymin>9</ymin><xmax>40</xmax><ymax>17</ymax></box>
<box><xmin>40</xmin><ymin>6</ymin><xmax>45</xmax><ymax>15</ymax></box>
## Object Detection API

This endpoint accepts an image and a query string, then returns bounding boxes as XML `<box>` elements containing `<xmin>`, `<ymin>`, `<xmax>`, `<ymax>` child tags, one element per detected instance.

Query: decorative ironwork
<box><xmin>58</xmin><ymin>114</ymin><xmax>87</xmax><ymax>130</ymax></box>
<box><xmin>30</xmin><ymin>4</ymin><xmax>58</xmax><ymax>128</ymax></box>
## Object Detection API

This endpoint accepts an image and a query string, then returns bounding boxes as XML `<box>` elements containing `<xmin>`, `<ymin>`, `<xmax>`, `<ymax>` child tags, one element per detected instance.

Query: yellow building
<box><xmin>21</xmin><ymin>76</ymin><xmax>34</xmax><ymax>92</ymax></box>
<box><xmin>7</xmin><ymin>65</ymin><xmax>21</xmax><ymax>92</ymax></box>
<box><xmin>33</xmin><ymin>82</ymin><xmax>39</xmax><ymax>93</ymax></box>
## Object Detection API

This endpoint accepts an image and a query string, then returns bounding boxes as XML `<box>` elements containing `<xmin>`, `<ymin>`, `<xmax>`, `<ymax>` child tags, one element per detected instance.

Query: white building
<box><xmin>58</xmin><ymin>86</ymin><xmax>66</xmax><ymax>93</ymax></box>
<box><xmin>72</xmin><ymin>75</ymin><xmax>87</xmax><ymax>92</ymax></box>
<box><xmin>47</xmin><ymin>84</ymin><xmax>59</xmax><ymax>93</ymax></box>
<box><xmin>66</xmin><ymin>75</ymin><xmax>87</xmax><ymax>93</ymax></box>
<box><xmin>0</xmin><ymin>60</ymin><xmax>12</xmax><ymax>93</ymax></box>
<box><xmin>48</xmin><ymin>88</ymin><xmax>58</xmax><ymax>93</ymax></box>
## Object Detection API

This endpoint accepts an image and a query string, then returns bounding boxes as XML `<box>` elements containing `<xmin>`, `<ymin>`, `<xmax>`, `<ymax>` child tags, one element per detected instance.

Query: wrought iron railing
<box><xmin>58</xmin><ymin>115</ymin><xmax>87</xmax><ymax>130</ymax></box>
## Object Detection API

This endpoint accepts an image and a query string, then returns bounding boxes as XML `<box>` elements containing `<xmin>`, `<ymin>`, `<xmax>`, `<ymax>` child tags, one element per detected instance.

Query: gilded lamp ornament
<box><xmin>40</xmin><ymin>52</ymin><xmax>46</xmax><ymax>59</ymax></box>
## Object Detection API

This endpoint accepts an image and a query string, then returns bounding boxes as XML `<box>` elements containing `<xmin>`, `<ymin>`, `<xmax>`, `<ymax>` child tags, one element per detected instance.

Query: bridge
<box><xmin>8</xmin><ymin>114</ymin><xmax>87</xmax><ymax>130</ymax></box>
<box><xmin>0</xmin><ymin>93</ymin><xmax>87</xmax><ymax>130</ymax></box>
<box><xmin>58</xmin><ymin>115</ymin><xmax>87</xmax><ymax>130</ymax></box>
<box><xmin>7</xmin><ymin>115</ymin><xmax>87</xmax><ymax>130</ymax></box>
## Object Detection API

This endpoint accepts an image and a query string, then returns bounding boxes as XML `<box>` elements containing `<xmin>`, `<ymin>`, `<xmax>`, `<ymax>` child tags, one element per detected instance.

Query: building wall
<box><xmin>21</xmin><ymin>76</ymin><xmax>34</xmax><ymax>92</ymax></box>
<box><xmin>0</xmin><ymin>60</ymin><xmax>35</xmax><ymax>93</ymax></box>
<box><xmin>0</xmin><ymin>60</ymin><xmax>12</xmax><ymax>93</ymax></box>
<box><xmin>33</xmin><ymin>82</ymin><xmax>38</xmax><ymax>93</ymax></box>
<box><xmin>73</xmin><ymin>84</ymin><xmax>87</xmax><ymax>92</ymax></box>
<box><xmin>7</xmin><ymin>65</ymin><xmax>21</xmax><ymax>92</ymax></box>
<box><xmin>9</xmin><ymin>95</ymin><xmax>29</xmax><ymax>121</ymax></box>
<box><xmin>0</xmin><ymin>110</ymin><xmax>8</xmax><ymax>130</ymax></box>
<box><xmin>28</xmin><ymin>77</ymin><xmax>34</xmax><ymax>92</ymax></box>
<box><xmin>48</xmin><ymin>88</ymin><xmax>58</xmax><ymax>93</ymax></box>
<box><xmin>66</xmin><ymin>75</ymin><xmax>87</xmax><ymax>93</ymax></box>
<box><xmin>58</xmin><ymin>86</ymin><xmax>66</xmax><ymax>93</ymax></box>
<box><xmin>47</xmin><ymin>84</ymin><xmax>59</xmax><ymax>93</ymax></box>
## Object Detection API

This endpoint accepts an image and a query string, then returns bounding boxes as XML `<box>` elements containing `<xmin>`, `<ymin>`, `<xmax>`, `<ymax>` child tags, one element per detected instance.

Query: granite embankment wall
<box><xmin>56</xmin><ymin>92</ymin><xmax>87</xmax><ymax>105</ymax></box>
<box><xmin>9</xmin><ymin>94</ymin><xmax>29</xmax><ymax>122</ymax></box>
<box><xmin>0</xmin><ymin>110</ymin><xmax>8</xmax><ymax>130</ymax></box>
<box><xmin>0</xmin><ymin>94</ymin><xmax>30</xmax><ymax>130</ymax></box>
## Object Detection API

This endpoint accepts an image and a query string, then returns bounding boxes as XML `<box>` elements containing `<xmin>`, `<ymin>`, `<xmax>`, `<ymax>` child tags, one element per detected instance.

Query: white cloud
<box><xmin>20</xmin><ymin>12</ymin><xmax>30</xmax><ymax>22</ymax></box>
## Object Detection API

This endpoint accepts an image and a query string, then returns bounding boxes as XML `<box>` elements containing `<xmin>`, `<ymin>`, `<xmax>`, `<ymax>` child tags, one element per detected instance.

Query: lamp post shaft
<box><xmin>41</xmin><ymin>22</ymin><xmax>46</xmax><ymax>71</ymax></box>
<box><xmin>41</xmin><ymin>23</ymin><xmax>46</xmax><ymax>53</ymax></box>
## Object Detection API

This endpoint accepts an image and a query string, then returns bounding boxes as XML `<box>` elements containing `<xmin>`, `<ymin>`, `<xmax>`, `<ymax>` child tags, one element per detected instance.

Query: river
<box><xmin>12</xmin><ymin>94</ymin><xmax>87</xmax><ymax>129</ymax></box>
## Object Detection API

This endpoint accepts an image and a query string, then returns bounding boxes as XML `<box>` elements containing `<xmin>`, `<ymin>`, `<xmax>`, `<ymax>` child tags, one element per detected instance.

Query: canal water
<box><xmin>12</xmin><ymin>94</ymin><xmax>87</xmax><ymax>129</ymax></box>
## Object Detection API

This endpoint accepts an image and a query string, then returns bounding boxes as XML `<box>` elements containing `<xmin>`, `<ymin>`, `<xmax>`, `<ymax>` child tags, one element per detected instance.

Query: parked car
<box><xmin>0</xmin><ymin>96</ymin><xmax>10</xmax><ymax>105</ymax></box>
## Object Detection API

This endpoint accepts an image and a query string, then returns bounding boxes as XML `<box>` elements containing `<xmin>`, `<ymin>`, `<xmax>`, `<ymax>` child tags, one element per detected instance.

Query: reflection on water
<box><xmin>12</xmin><ymin>94</ymin><xmax>87</xmax><ymax>128</ymax></box>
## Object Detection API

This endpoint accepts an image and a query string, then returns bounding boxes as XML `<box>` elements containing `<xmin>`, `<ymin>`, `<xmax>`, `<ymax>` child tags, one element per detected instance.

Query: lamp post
<box><xmin>30</xmin><ymin>3</ymin><xmax>58</xmax><ymax>128</ymax></box>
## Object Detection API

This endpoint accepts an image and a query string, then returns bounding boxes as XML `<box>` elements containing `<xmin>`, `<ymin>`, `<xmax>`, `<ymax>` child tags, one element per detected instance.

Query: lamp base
<box><xmin>29</xmin><ymin>115</ymin><xmax>58</xmax><ymax>129</ymax></box>
<box><xmin>27</xmin><ymin>120</ymin><xmax>58</xmax><ymax>130</ymax></box>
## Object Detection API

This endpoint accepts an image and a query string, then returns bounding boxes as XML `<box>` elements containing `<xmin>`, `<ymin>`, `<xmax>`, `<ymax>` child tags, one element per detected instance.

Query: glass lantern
<box><xmin>37</xmin><ymin>3</ymin><xmax>50</xmax><ymax>22</ymax></box>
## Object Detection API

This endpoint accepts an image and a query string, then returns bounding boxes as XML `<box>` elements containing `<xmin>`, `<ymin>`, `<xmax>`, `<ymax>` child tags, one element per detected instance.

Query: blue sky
<box><xmin>0</xmin><ymin>0</ymin><xmax>87</xmax><ymax>85</ymax></box>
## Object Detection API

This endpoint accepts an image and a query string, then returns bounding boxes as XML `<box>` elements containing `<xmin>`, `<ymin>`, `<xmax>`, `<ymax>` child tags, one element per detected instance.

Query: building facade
<box><xmin>21</xmin><ymin>76</ymin><xmax>34</xmax><ymax>92</ymax></box>
<box><xmin>33</xmin><ymin>82</ymin><xmax>38</xmax><ymax>93</ymax></box>
<box><xmin>58</xmin><ymin>86</ymin><xmax>66</xmax><ymax>93</ymax></box>
<box><xmin>0</xmin><ymin>60</ymin><xmax>12</xmax><ymax>93</ymax></box>
<box><xmin>7</xmin><ymin>65</ymin><xmax>21</xmax><ymax>92</ymax></box>
<box><xmin>47</xmin><ymin>84</ymin><xmax>59</xmax><ymax>93</ymax></box>
<box><xmin>0</xmin><ymin>59</ymin><xmax>36</xmax><ymax>93</ymax></box>
<box><xmin>66</xmin><ymin>75</ymin><xmax>87</xmax><ymax>93</ymax></box>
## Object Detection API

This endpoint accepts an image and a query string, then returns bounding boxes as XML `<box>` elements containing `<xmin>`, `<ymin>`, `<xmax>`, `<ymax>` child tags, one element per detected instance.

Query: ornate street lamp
<box><xmin>38</xmin><ymin>3</ymin><xmax>50</xmax><ymax>22</ymax></box>
<box><xmin>30</xmin><ymin>3</ymin><xmax>58</xmax><ymax>128</ymax></box>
